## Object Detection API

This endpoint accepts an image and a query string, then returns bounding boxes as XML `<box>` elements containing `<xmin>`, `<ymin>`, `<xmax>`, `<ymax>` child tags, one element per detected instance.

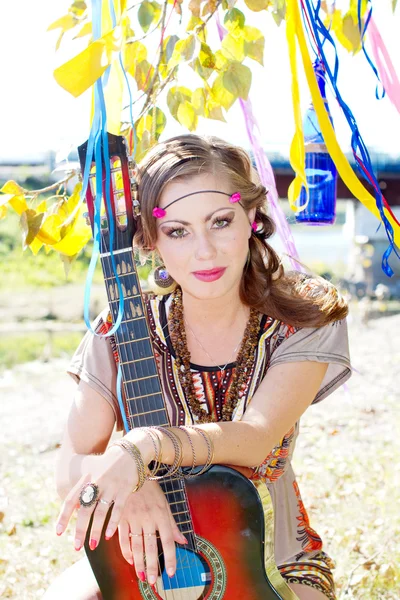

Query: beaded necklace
<box><xmin>168</xmin><ymin>287</ymin><xmax>261</xmax><ymax>423</ymax></box>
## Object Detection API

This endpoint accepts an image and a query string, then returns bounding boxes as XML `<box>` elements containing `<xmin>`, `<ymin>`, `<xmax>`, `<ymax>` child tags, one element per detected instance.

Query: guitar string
<box><xmin>103</xmin><ymin>212</ymin><xmax>195</xmax><ymax>596</ymax></box>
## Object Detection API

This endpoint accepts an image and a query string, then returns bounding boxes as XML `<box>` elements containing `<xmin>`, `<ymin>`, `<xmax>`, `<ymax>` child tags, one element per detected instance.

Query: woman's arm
<box><xmin>56</xmin><ymin>380</ymin><xmax>120</xmax><ymax>499</ymax></box>
<box><xmin>126</xmin><ymin>360</ymin><xmax>329</xmax><ymax>469</ymax></box>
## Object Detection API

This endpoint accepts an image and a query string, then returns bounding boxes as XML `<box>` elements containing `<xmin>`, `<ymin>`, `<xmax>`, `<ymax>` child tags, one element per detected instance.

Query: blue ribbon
<box><xmin>357</xmin><ymin>0</ymin><xmax>385</xmax><ymax>100</ymax></box>
<box><xmin>301</xmin><ymin>0</ymin><xmax>399</xmax><ymax>276</ymax></box>
<box><xmin>83</xmin><ymin>0</ymin><xmax>124</xmax><ymax>336</ymax></box>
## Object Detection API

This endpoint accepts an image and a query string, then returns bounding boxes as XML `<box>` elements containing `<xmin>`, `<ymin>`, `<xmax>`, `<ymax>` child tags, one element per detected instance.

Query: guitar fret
<box><xmin>118</xmin><ymin>336</ymin><xmax>150</xmax><ymax>345</ymax></box>
<box><xmin>129</xmin><ymin>408</ymin><xmax>166</xmax><ymax>417</ymax></box>
<box><xmin>163</xmin><ymin>489</ymin><xmax>185</xmax><ymax>495</ymax></box>
<box><xmin>124</xmin><ymin>374</ymin><xmax>159</xmax><ymax>384</ymax></box>
<box><xmin>176</xmin><ymin>519</ymin><xmax>192</xmax><ymax>525</ymax></box>
<box><xmin>171</xmin><ymin>510</ymin><xmax>189</xmax><ymax>516</ymax></box>
<box><xmin>108</xmin><ymin>295</ymin><xmax>142</xmax><ymax>302</ymax></box>
<box><xmin>120</xmin><ymin>316</ymin><xmax>147</xmax><ymax>325</ymax></box>
<box><xmin>103</xmin><ymin>273</ymin><xmax>138</xmax><ymax>281</ymax></box>
<box><xmin>168</xmin><ymin>500</ymin><xmax>187</xmax><ymax>506</ymax></box>
<box><xmin>100</xmin><ymin>247</ymin><xmax>132</xmax><ymax>257</ymax></box>
<box><xmin>121</xmin><ymin>355</ymin><xmax>153</xmax><ymax>364</ymax></box>
<box><xmin>126</xmin><ymin>391</ymin><xmax>163</xmax><ymax>401</ymax></box>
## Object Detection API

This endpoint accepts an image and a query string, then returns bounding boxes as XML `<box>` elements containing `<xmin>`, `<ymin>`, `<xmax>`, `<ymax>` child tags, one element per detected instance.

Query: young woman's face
<box><xmin>155</xmin><ymin>172</ymin><xmax>255</xmax><ymax>301</ymax></box>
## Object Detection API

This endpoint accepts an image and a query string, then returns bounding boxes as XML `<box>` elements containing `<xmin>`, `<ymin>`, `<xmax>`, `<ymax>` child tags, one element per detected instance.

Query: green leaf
<box><xmin>134</xmin><ymin>60</ymin><xmax>155</xmax><ymax>91</ymax></box>
<box><xmin>244</xmin><ymin>0</ymin><xmax>270</xmax><ymax>10</ymax></box>
<box><xmin>134</xmin><ymin>108</ymin><xmax>167</xmax><ymax>162</ymax></box>
<box><xmin>211</xmin><ymin>72</ymin><xmax>236</xmax><ymax>110</ymax></box>
<box><xmin>243</xmin><ymin>26</ymin><xmax>265</xmax><ymax>65</ymax></box>
<box><xmin>186</xmin><ymin>15</ymin><xmax>203</xmax><ymax>31</ymax></box>
<box><xmin>164</xmin><ymin>35</ymin><xmax>180</xmax><ymax>63</ymax></box>
<box><xmin>271</xmin><ymin>0</ymin><xmax>286</xmax><ymax>25</ymax></box>
<box><xmin>168</xmin><ymin>35</ymin><xmax>196</xmax><ymax>69</ymax></box>
<box><xmin>138</xmin><ymin>0</ymin><xmax>156</xmax><ymax>33</ymax></box>
<box><xmin>192</xmin><ymin>88</ymin><xmax>207</xmax><ymax>116</ymax></box>
<box><xmin>214</xmin><ymin>50</ymin><xmax>230</xmax><ymax>70</ymax></box>
<box><xmin>167</xmin><ymin>86</ymin><xmax>193</xmax><ymax>119</ymax></box>
<box><xmin>124</xmin><ymin>41</ymin><xmax>147</xmax><ymax>74</ymax></box>
<box><xmin>73</xmin><ymin>22</ymin><xmax>92</xmax><ymax>39</ymax></box>
<box><xmin>47</xmin><ymin>14</ymin><xmax>76</xmax><ymax>32</ymax></box>
<box><xmin>199</xmin><ymin>43</ymin><xmax>216</xmax><ymax>69</ymax></box>
<box><xmin>20</xmin><ymin>210</ymin><xmax>45</xmax><ymax>249</ymax></box>
<box><xmin>205</xmin><ymin>98</ymin><xmax>226</xmax><ymax>121</ymax></box>
<box><xmin>224</xmin><ymin>8</ymin><xmax>245</xmax><ymax>31</ymax></box>
<box><xmin>177</xmin><ymin>101</ymin><xmax>198</xmax><ymax>131</ymax></box>
<box><xmin>222</xmin><ymin>32</ymin><xmax>245</xmax><ymax>62</ymax></box>
<box><xmin>190</xmin><ymin>57</ymin><xmax>214</xmax><ymax>80</ymax></box>
<box><xmin>342</xmin><ymin>12</ymin><xmax>362</xmax><ymax>53</ymax></box>
<box><xmin>223</xmin><ymin>61</ymin><xmax>252</xmax><ymax>100</ymax></box>
<box><xmin>393</xmin><ymin>0</ymin><xmax>398</xmax><ymax>11</ymax></box>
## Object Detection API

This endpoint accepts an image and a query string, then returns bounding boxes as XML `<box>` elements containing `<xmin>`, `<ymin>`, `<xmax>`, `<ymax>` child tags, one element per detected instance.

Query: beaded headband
<box><xmin>152</xmin><ymin>190</ymin><xmax>242</xmax><ymax>219</ymax></box>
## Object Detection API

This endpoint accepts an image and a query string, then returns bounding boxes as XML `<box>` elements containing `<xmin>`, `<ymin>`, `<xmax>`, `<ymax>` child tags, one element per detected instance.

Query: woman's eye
<box><xmin>213</xmin><ymin>218</ymin><xmax>231</xmax><ymax>229</ymax></box>
<box><xmin>167</xmin><ymin>227</ymin><xmax>187</xmax><ymax>238</ymax></box>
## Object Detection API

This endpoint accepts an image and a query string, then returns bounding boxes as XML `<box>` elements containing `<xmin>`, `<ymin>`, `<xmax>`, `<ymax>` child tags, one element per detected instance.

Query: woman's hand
<box><xmin>118</xmin><ymin>480</ymin><xmax>188</xmax><ymax>585</ymax></box>
<box><xmin>55</xmin><ymin>445</ymin><xmax>139</xmax><ymax>551</ymax></box>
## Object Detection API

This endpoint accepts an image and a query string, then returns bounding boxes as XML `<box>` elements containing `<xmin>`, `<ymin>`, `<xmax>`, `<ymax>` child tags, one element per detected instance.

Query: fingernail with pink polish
<box><xmin>167</xmin><ymin>568</ymin><xmax>175</xmax><ymax>578</ymax></box>
<box><xmin>74</xmin><ymin>539</ymin><xmax>82</xmax><ymax>551</ymax></box>
<box><xmin>56</xmin><ymin>524</ymin><xmax>63</xmax><ymax>536</ymax></box>
<box><xmin>105</xmin><ymin>528</ymin><xmax>113</xmax><ymax>540</ymax></box>
<box><xmin>138</xmin><ymin>571</ymin><xmax>146</xmax><ymax>582</ymax></box>
<box><xmin>89</xmin><ymin>539</ymin><xmax>97</xmax><ymax>551</ymax></box>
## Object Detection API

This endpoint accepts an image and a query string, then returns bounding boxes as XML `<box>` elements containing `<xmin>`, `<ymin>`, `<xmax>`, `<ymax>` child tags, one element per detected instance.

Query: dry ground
<box><xmin>0</xmin><ymin>309</ymin><xmax>399</xmax><ymax>599</ymax></box>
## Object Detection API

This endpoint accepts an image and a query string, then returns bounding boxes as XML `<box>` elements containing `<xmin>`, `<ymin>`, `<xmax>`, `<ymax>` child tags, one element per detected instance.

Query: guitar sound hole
<box><xmin>138</xmin><ymin>536</ymin><xmax>227</xmax><ymax>600</ymax></box>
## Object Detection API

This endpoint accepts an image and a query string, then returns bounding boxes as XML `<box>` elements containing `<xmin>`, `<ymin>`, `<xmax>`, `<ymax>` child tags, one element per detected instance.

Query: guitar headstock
<box><xmin>78</xmin><ymin>133</ymin><xmax>139</xmax><ymax>253</ymax></box>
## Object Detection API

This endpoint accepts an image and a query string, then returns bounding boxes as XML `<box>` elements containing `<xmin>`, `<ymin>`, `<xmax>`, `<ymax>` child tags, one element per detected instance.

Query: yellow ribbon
<box><xmin>287</xmin><ymin>0</ymin><xmax>400</xmax><ymax>247</ymax></box>
<box><xmin>286</xmin><ymin>1</ymin><xmax>308</xmax><ymax>212</ymax></box>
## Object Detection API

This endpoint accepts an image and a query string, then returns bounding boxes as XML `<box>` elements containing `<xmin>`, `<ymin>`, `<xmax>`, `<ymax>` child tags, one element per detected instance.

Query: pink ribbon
<box><xmin>368</xmin><ymin>16</ymin><xmax>400</xmax><ymax>115</ymax></box>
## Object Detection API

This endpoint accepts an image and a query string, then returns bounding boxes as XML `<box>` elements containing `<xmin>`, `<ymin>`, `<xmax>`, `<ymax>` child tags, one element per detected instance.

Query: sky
<box><xmin>1</xmin><ymin>0</ymin><xmax>400</xmax><ymax>161</ymax></box>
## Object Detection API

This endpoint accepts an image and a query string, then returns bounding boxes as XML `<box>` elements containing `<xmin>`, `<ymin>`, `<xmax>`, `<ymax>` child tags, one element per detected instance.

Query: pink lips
<box><xmin>192</xmin><ymin>267</ymin><xmax>226</xmax><ymax>282</ymax></box>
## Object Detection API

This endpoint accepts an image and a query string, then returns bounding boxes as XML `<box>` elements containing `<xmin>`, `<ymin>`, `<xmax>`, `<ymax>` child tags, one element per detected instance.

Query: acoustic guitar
<box><xmin>77</xmin><ymin>133</ymin><xmax>298</xmax><ymax>600</ymax></box>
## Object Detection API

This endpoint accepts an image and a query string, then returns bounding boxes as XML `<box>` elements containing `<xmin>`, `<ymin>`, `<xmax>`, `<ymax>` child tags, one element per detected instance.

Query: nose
<box><xmin>194</xmin><ymin>231</ymin><xmax>217</xmax><ymax>261</ymax></box>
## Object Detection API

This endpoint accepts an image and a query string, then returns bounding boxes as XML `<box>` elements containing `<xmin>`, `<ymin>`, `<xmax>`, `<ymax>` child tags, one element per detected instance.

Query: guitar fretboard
<box><xmin>100</xmin><ymin>246</ymin><xmax>196</xmax><ymax>549</ymax></box>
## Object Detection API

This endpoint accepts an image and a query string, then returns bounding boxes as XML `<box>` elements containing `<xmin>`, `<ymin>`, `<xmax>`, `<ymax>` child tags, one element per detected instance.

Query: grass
<box><xmin>0</xmin><ymin>332</ymin><xmax>84</xmax><ymax>370</ymax></box>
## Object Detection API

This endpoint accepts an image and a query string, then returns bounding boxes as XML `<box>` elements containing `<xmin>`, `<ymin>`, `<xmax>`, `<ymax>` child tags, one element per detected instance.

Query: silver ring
<box><xmin>129</xmin><ymin>533</ymin><xmax>143</xmax><ymax>538</ymax></box>
<box><xmin>143</xmin><ymin>533</ymin><xmax>157</xmax><ymax>537</ymax></box>
<box><xmin>79</xmin><ymin>483</ymin><xmax>99</xmax><ymax>508</ymax></box>
<box><xmin>99</xmin><ymin>498</ymin><xmax>113</xmax><ymax>506</ymax></box>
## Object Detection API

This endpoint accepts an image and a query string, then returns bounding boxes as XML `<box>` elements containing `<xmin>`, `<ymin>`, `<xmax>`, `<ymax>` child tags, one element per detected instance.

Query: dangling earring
<box><xmin>147</xmin><ymin>252</ymin><xmax>177</xmax><ymax>295</ymax></box>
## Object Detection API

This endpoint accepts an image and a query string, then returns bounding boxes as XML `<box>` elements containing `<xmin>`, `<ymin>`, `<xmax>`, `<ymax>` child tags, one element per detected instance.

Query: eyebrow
<box><xmin>158</xmin><ymin>207</ymin><xmax>236</xmax><ymax>227</ymax></box>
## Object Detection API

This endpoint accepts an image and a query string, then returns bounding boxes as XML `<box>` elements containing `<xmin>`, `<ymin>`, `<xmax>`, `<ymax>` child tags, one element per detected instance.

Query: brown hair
<box><xmin>134</xmin><ymin>134</ymin><xmax>348</xmax><ymax>328</ymax></box>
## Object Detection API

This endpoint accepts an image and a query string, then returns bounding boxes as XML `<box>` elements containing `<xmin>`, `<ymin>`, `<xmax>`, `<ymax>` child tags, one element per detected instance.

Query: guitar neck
<box><xmin>100</xmin><ymin>246</ymin><xmax>197</xmax><ymax>549</ymax></box>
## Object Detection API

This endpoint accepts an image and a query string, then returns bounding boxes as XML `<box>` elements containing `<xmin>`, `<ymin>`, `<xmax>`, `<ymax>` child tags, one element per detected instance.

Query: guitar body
<box><xmin>85</xmin><ymin>465</ymin><xmax>286</xmax><ymax>600</ymax></box>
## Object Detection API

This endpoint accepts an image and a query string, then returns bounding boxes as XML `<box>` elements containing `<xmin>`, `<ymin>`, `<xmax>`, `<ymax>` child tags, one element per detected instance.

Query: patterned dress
<box><xmin>68</xmin><ymin>293</ymin><xmax>352</xmax><ymax>600</ymax></box>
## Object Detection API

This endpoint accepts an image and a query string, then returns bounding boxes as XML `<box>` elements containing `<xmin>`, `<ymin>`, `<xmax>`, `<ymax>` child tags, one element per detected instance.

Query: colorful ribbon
<box><xmin>290</xmin><ymin>0</ymin><xmax>399</xmax><ymax>277</ymax></box>
<box><xmin>368</xmin><ymin>15</ymin><xmax>400</xmax><ymax>116</ymax></box>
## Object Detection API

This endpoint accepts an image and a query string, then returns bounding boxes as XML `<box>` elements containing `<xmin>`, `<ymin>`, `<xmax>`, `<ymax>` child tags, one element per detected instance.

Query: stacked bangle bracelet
<box><xmin>112</xmin><ymin>426</ymin><xmax>215</xmax><ymax>486</ymax></box>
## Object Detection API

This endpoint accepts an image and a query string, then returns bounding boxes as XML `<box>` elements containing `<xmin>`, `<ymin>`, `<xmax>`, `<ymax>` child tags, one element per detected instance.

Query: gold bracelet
<box><xmin>110</xmin><ymin>439</ymin><xmax>146</xmax><ymax>492</ymax></box>
<box><xmin>170</xmin><ymin>426</ymin><xmax>197</xmax><ymax>478</ymax></box>
<box><xmin>187</xmin><ymin>426</ymin><xmax>214</xmax><ymax>476</ymax></box>
<box><xmin>149</xmin><ymin>427</ymin><xmax>183</xmax><ymax>479</ymax></box>
<box><xmin>142</xmin><ymin>427</ymin><xmax>163</xmax><ymax>479</ymax></box>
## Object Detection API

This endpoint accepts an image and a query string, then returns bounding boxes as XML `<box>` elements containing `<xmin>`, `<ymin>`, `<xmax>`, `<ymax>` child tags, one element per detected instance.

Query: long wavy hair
<box><xmin>134</xmin><ymin>134</ymin><xmax>348</xmax><ymax>328</ymax></box>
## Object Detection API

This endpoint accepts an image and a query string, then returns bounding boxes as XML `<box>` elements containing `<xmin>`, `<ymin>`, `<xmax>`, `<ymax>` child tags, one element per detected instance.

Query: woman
<box><xmin>45</xmin><ymin>135</ymin><xmax>351</xmax><ymax>600</ymax></box>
